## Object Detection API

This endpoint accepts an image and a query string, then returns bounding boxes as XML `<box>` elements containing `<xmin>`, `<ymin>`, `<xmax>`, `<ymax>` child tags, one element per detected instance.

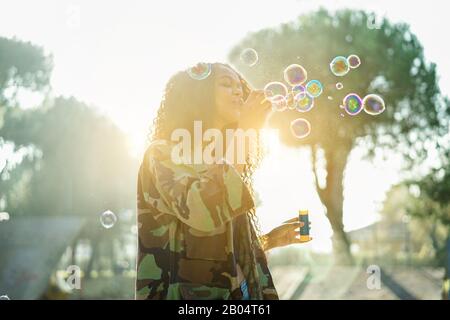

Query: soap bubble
<box><xmin>347</xmin><ymin>54</ymin><xmax>361</xmax><ymax>69</ymax></box>
<box><xmin>283</xmin><ymin>64</ymin><xmax>307</xmax><ymax>86</ymax></box>
<box><xmin>362</xmin><ymin>94</ymin><xmax>386</xmax><ymax>115</ymax></box>
<box><xmin>290</xmin><ymin>118</ymin><xmax>311</xmax><ymax>139</ymax></box>
<box><xmin>295</xmin><ymin>95</ymin><xmax>314</xmax><ymax>113</ymax></box>
<box><xmin>305</xmin><ymin>80</ymin><xmax>323</xmax><ymax>98</ymax></box>
<box><xmin>343</xmin><ymin>93</ymin><xmax>363</xmax><ymax>115</ymax></box>
<box><xmin>270</xmin><ymin>95</ymin><xmax>288</xmax><ymax>112</ymax></box>
<box><xmin>336</xmin><ymin>82</ymin><xmax>343</xmax><ymax>90</ymax></box>
<box><xmin>330</xmin><ymin>56</ymin><xmax>350</xmax><ymax>77</ymax></box>
<box><xmin>292</xmin><ymin>85</ymin><xmax>306</xmax><ymax>101</ymax></box>
<box><xmin>187</xmin><ymin>63</ymin><xmax>212</xmax><ymax>80</ymax></box>
<box><xmin>100</xmin><ymin>210</ymin><xmax>117</xmax><ymax>229</ymax></box>
<box><xmin>240</xmin><ymin>48</ymin><xmax>258</xmax><ymax>67</ymax></box>
<box><xmin>264</xmin><ymin>82</ymin><xmax>288</xmax><ymax>101</ymax></box>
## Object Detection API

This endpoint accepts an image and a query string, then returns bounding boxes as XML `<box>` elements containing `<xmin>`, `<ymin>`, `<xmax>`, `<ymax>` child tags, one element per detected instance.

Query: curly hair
<box><xmin>147</xmin><ymin>62</ymin><xmax>268</xmax><ymax>251</ymax></box>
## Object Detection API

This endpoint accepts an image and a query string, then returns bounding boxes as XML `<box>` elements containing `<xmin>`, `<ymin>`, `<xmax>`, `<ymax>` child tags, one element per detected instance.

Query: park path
<box><xmin>270</xmin><ymin>265</ymin><xmax>444</xmax><ymax>300</ymax></box>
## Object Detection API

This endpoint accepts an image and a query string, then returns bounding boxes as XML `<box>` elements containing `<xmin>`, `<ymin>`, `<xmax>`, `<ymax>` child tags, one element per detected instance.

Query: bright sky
<box><xmin>1</xmin><ymin>0</ymin><xmax>449</xmax><ymax>252</ymax></box>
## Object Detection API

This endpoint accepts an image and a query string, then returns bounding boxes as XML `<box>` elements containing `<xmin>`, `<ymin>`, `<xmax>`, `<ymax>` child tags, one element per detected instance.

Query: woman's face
<box><xmin>214</xmin><ymin>65</ymin><xmax>244</xmax><ymax>127</ymax></box>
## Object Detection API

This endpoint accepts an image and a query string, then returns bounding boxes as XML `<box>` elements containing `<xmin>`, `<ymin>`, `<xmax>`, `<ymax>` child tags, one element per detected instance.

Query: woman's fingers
<box><xmin>284</xmin><ymin>222</ymin><xmax>303</xmax><ymax>229</ymax></box>
<box><xmin>282</xmin><ymin>217</ymin><xmax>298</xmax><ymax>224</ymax></box>
<box><xmin>294</xmin><ymin>236</ymin><xmax>313</xmax><ymax>243</ymax></box>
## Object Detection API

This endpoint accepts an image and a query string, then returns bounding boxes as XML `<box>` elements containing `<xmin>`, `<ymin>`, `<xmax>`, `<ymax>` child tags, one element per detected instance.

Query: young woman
<box><xmin>136</xmin><ymin>62</ymin><xmax>309</xmax><ymax>300</ymax></box>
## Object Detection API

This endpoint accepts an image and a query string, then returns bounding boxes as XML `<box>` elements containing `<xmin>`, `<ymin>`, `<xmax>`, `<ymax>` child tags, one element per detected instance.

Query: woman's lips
<box><xmin>233</xmin><ymin>98</ymin><xmax>244</xmax><ymax>106</ymax></box>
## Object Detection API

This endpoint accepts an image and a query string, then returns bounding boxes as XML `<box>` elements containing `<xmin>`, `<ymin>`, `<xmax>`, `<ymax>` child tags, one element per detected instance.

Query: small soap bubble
<box><xmin>290</xmin><ymin>118</ymin><xmax>311</xmax><ymax>139</ymax></box>
<box><xmin>330</xmin><ymin>56</ymin><xmax>350</xmax><ymax>77</ymax></box>
<box><xmin>305</xmin><ymin>80</ymin><xmax>323</xmax><ymax>98</ymax></box>
<box><xmin>362</xmin><ymin>94</ymin><xmax>386</xmax><ymax>115</ymax></box>
<box><xmin>100</xmin><ymin>210</ymin><xmax>117</xmax><ymax>229</ymax></box>
<box><xmin>264</xmin><ymin>82</ymin><xmax>288</xmax><ymax>101</ymax></box>
<box><xmin>343</xmin><ymin>93</ymin><xmax>363</xmax><ymax>115</ymax></box>
<box><xmin>292</xmin><ymin>84</ymin><xmax>306</xmax><ymax>101</ymax></box>
<box><xmin>347</xmin><ymin>54</ymin><xmax>361</xmax><ymax>69</ymax></box>
<box><xmin>283</xmin><ymin>64</ymin><xmax>307</xmax><ymax>86</ymax></box>
<box><xmin>240</xmin><ymin>48</ymin><xmax>258</xmax><ymax>67</ymax></box>
<box><xmin>295</xmin><ymin>95</ymin><xmax>314</xmax><ymax>113</ymax></box>
<box><xmin>187</xmin><ymin>63</ymin><xmax>212</xmax><ymax>80</ymax></box>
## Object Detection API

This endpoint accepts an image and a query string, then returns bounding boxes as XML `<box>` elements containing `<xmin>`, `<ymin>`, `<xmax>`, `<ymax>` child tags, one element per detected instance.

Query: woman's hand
<box><xmin>264</xmin><ymin>217</ymin><xmax>312</xmax><ymax>251</ymax></box>
<box><xmin>238</xmin><ymin>89</ymin><xmax>272</xmax><ymax>131</ymax></box>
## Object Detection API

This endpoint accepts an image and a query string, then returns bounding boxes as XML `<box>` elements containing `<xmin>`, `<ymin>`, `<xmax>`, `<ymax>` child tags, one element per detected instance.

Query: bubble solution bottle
<box><xmin>299</xmin><ymin>209</ymin><xmax>311</xmax><ymax>242</ymax></box>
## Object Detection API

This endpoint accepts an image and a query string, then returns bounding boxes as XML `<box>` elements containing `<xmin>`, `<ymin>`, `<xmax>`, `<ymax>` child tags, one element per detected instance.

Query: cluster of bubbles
<box><xmin>330</xmin><ymin>54</ymin><xmax>361</xmax><ymax>77</ymax></box>
<box><xmin>261</xmin><ymin>64</ymin><xmax>324</xmax><ymax>139</ymax></box>
<box><xmin>100</xmin><ymin>210</ymin><xmax>117</xmax><ymax>229</ymax></box>
<box><xmin>187</xmin><ymin>62</ymin><xmax>212</xmax><ymax>80</ymax></box>
<box><xmin>328</xmin><ymin>54</ymin><xmax>385</xmax><ymax>116</ymax></box>
<box><xmin>224</xmin><ymin>49</ymin><xmax>383</xmax><ymax>138</ymax></box>
<box><xmin>264</xmin><ymin>64</ymin><xmax>323</xmax><ymax>112</ymax></box>
<box><xmin>340</xmin><ymin>93</ymin><xmax>385</xmax><ymax>116</ymax></box>
<box><xmin>240</xmin><ymin>48</ymin><xmax>259</xmax><ymax>67</ymax></box>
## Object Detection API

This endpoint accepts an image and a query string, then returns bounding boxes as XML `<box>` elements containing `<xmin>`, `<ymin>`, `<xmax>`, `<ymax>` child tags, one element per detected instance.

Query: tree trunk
<box><xmin>312</xmin><ymin>143</ymin><xmax>354</xmax><ymax>265</ymax></box>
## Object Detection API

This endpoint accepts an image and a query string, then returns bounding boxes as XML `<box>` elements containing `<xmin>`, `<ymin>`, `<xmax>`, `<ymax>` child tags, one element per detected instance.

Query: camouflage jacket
<box><xmin>135</xmin><ymin>139</ymin><xmax>279</xmax><ymax>300</ymax></box>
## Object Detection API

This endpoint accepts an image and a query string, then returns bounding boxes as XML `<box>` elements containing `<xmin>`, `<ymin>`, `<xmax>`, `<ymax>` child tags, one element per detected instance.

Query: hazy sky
<box><xmin>1</xmin><ymin>0</ymin><xmax>448</xmax><ymax>251</ymax></box>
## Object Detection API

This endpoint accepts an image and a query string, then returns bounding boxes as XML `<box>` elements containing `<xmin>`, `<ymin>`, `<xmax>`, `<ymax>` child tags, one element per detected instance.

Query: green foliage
<box><xmin>0</xmin><ymin>36</ymin><xmax>52</xmax><ymax>107</ymax></box>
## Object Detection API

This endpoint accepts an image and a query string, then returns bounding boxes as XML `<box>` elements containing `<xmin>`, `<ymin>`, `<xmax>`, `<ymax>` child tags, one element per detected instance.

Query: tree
<box><xmin>0</xmin><ymin>36</ymin><xmax>52</xmax><ymax>210</ymax></box>
<box><xmin>228</xmin><ymin>9</ymin><xmax>449</xmax><ymax>264</ymax></box>
<box><xmin>0</xmin><ymin>36</ymin><xmax>52</xmax><ymax>118</ymax></box>
<box><xmin>1</xmin><ymin>96</ymin><xmax>138</xmax><ymax>218</ymax></box>
<box><xmin>408</xmin><ymin>156</ymin><xmax>450</xmax><ymax>299</ymax></box>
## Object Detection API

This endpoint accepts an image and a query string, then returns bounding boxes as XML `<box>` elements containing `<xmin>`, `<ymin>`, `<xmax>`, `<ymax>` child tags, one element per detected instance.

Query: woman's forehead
<box><xmin>215</xmin><ymin>65</ymin><xmax>240</xmax><ymax>82</ymax></box>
